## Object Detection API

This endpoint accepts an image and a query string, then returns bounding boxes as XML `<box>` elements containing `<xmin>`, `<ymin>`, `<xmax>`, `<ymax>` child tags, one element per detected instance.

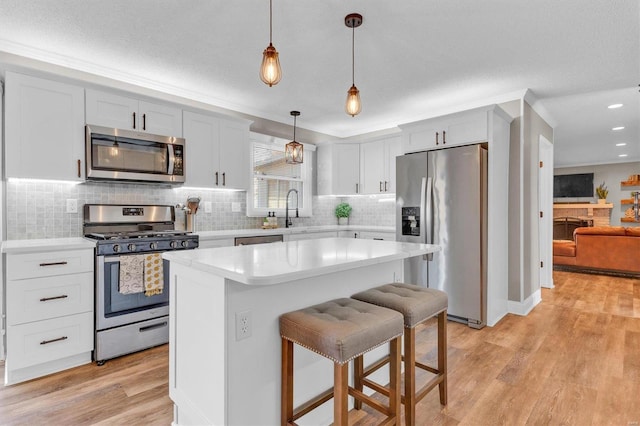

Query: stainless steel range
<box><xmin>83</xmin><ymin>204</ymin><xmax>199</xmax><ymax>364</ymax></box>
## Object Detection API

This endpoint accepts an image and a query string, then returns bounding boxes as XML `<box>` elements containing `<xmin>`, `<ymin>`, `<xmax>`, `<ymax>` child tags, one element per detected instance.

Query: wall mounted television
<box><xmin>553</xmin><ymin>173</ymin><xmax>594</xmax><ymax>202</ymax></box>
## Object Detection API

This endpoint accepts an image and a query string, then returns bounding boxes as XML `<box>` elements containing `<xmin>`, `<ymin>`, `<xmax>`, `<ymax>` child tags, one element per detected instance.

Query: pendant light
<box><xmin>345</xmin><ymin>13</ymin><xmax>363</xmax><ymax>117</ymax></box>
<box><xmin>285</xmin><ymin>111</ymin><xmax>303</xmax><ymax>164</ymax></box>
<box><xmin>260</xmin><ymin>0</ymin><xmax>282</xmax><ymax>87</ymax></box>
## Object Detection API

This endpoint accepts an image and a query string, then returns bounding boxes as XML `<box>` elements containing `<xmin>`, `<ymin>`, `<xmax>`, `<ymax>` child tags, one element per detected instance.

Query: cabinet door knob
<box><xmin>215</xmin><ymin>171</ymin><xmax>219</xmax><ymax>186</ymax></box>
<box><xmin>77</xmin><ymin>159</ymin><xmax>81</xmax><ymax>178</ymax></box>
<box><xmin>356</xmin><ymin>183</ymin><xmax>359</xmax><ymax>194</ymax></box>
<box><xmin>443</xmin><ymin>130</ymin><xmax>446</xmax><ymax>145</ymax></box>
<box><xmin>380</xmin><ymin>181</ymin><xmax>383</xmax><ymax>192</ymax></box>
<box><xmin>133</xmin><ymin>112</ymin><xmax>136</xmax><ymax>129</ymax></box>
<box><xmin>222</xmin><ymin>172</ymin><xmax>226</xmax><ymax>186</ymax></box>
<box><xmin>435</xmin><ymin>132</ymin><xmax>439</xmax><ymax>145</ymax></box>
<box><xmin>142</xmin><ymin>113</ymin><xmax>146</xmax><ymax>131</ymax></box>
<box><xmin>384</xmin><ymin>181</ymin><xmax>388</xmax><ymax>192</ymax></box>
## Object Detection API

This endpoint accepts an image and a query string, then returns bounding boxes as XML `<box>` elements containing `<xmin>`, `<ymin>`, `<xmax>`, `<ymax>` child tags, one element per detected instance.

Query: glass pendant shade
<box><xmin>260</xmin><ymin>43</ymin><xmax>282</xmax><ymax>87</ymax></box>
<box><xmin>285</xmin><ymin>111</ymin><xmax>303</xmax><ymax>164</ymax></box>
<box><xmin>285</xmin><ymin>140</ymin><xmax>303</xmax><ymax>164</ymax></box>
<box><xmin>345</xmin><ymin>84</ymin><xmax>362</xmax><ymax>117</ymax></box>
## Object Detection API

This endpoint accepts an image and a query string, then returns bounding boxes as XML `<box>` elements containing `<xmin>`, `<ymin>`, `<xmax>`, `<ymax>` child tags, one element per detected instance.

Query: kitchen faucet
<box><xmin>285</xmin><ymin>188</ymin><xmax>299</xmax><ymax>228</ymax></box>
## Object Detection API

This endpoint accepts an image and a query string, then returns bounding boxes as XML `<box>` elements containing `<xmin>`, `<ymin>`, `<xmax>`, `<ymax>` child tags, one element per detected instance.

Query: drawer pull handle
<box><xmin>39</xmin><ymin>261</ymin><xmax>68</xmax><ymax>267</ymax></box>
<box><xmin>40</xmin><ymin>336</ymin><xmax>68</xmax><ymax>345</ymax></box>
<box><xmin>40</xmin><ymin>295</ymin><xmax>69</xmax><ymax>302</ymax></box>
<box><xmin>139</xmin><ymin>321</ymin><xmax>168</xmax><ymax>333</ymax></box>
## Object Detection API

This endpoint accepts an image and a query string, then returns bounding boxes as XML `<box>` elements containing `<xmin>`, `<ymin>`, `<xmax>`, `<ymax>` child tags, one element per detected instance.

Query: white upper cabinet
<box><xmin>360</xmin><ymin>136</ymin><xmax>401</xmax><ymax>194</ymax></box>
<box><xmin>183</xmin><ymin>110</ymin><xmax>250</xmax><ymax>190</ymax></box>
<box><xmin>401</xmin><ymin>109</ymin><xmax>489</xmax><ymax>153</ymax></box>
<box><xmin>219</xmin><ymin>119</ymin><xmax>250</xmax><ymax>190</ymax></box>
<box><xmin>317</xmin><ymin>143</ymin><xmax>361</xmax><ymax>195</ymax></box>
<box><xmin>86</xmin><ymin>89</ymin><xmax>182</xmax><ymax>136</ymax></box>
<box><xmin>5</xmin><ymin>72</ymin><xmax>86</xmax><ymax>181</ymax></box>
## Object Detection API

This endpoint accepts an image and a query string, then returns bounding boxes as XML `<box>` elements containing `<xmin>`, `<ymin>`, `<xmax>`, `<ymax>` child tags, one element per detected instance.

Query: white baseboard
<box><xmin>508</xmin><ymin>289</ymin><xmax>542</xmax><ymax>316</ymax></box>
<box><xmin>541</xmin><ymin>278</ymin><xmax>554</xmax><ymax>289</ymax></box>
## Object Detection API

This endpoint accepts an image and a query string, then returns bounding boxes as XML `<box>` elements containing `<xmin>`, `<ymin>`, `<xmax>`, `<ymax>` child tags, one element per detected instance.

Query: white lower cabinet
<box><xmin>286</xmin><ymin>231</ymin><xmax>338</xmax><ymax>241</ymax></box>
<box><xmin>339</xmin><ymin>230</ymin><xmax>395</xmax><ymax>240</ymax></box>
<box><xmin>5</xmin><ymin>249</ymin><xmax>94</xmax><ymax>385</ymax></box>
<box><xmin>198</xmin><ymin>238</ymin><xmax>235</xmax><ymax>249</ymax></box>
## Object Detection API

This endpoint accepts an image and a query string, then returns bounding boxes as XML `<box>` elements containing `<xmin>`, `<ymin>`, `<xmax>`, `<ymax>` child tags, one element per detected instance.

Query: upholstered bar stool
<box><xmin>351</xmin><ymin>283</ymin><xmax>448</xmax><ymax>426</ymax></box>
<box><xmin>280</xmin><ymin>298</ymin><xmax>404</xmax><ymax>426</ymax></box>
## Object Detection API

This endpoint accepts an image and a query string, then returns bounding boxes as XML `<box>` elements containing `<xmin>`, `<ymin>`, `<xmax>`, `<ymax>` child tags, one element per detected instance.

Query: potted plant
<box><xmin>595</xmin><ymin>182</ymin><xmax>609</xmax><ymax>204</ymax></box>
<box><xmin>335</xmin><ymin>202</ymin><xmax>352</xmax><ymax>225</ymax></box>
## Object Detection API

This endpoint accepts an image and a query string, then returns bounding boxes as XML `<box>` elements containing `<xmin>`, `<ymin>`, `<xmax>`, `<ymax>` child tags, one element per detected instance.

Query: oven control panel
<box><xmin>96</xmin><ymin>236</ymin><xmax>199</xmax><ymax>256</ymax></box>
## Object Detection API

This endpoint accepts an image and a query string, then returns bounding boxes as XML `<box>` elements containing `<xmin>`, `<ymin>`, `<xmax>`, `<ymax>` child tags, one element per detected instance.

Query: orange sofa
<box><xmin>553</xmin><ymin>226</ymin><xmax>640</xmax><ymax>275</ymax></box>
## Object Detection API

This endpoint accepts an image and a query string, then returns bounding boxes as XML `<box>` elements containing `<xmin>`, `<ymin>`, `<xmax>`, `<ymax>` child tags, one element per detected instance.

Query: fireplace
<box><xmin>553</xmin><ymin>216</ymin><xmax>593</xmax><ymax>240</ymax></box>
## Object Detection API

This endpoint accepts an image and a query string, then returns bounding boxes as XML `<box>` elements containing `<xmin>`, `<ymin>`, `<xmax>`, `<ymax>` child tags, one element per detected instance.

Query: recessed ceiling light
<box><xmin>612</xmin><ymin>126</ymin><xmax>625</xmax><ymax>131</ymax></box>
<box><xmin>608</xmin><ymin>103</ymin><xmax>623</xmax><ymax>109</ymax></box>
<box><xmin>616</xmin><ymin>143</ymin><xmax>627</xmax><ymax>147</ymax></box>
<box><xmin>619</xmin><ymin>154</ymin><xmax>628</xmax><ymax>157</ymax></box>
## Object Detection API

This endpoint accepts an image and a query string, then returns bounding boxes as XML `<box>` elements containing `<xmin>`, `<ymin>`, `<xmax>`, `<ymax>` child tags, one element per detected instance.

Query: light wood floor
<box><xmin>1</xmin><ymin>270</ymin><xmax>639</xmax><ymax>425</ymax></box>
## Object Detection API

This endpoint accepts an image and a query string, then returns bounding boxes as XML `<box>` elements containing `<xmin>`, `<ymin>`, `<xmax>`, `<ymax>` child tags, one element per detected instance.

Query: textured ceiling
<box><xmin>0</xmin><ymin>0</ymin><xmax>638</xmax><ymax>167</ymax></box>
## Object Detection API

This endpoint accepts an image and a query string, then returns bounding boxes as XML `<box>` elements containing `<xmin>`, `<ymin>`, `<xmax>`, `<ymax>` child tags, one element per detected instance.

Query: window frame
<box><xmin>247</xmin><ymin>133</ymin><xmax>314</xmax><ymax>218</ymax></box>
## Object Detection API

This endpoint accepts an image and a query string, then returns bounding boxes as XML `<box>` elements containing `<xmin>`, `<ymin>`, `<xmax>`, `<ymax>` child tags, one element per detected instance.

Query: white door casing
<box><xmin>538</xmin><ymin>135</ymin><xmax>554</xmax><ymax>289</ymax></box>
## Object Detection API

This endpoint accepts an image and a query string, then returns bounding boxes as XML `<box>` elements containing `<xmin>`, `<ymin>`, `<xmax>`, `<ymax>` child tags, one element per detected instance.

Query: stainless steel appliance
<box><xmin>84</xmin><ymin>204</ymin><xmax>198</xmax><ymax>364</ymax></box>
<box><xmin>235</xmin><ymin>234</ymin><xmax>283</xmax><ymax>245</ymax></box>
<box><xmin>396</xmin><ymin>144</ymin><xmax>488</xmax><ymax>328</ymax></box>
<box><xmin>85</xmin><ymin>125</ymin><xmax>185</xmax><ymax>184</ymax></box>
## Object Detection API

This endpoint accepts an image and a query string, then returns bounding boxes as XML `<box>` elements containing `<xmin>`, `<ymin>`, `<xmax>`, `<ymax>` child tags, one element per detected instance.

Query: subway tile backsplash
<box><xmin>5</xmin><ymin>181</ymin><xmax>395</xmax><ymax>240</ymax></box>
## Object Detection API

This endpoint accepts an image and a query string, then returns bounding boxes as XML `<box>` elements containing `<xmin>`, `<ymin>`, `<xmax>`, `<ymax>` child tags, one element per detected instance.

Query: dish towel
<box><xmin>119</xmin><ymin>255</ymin><xmax>145</xmax><ymax>295</ymax></box>
<box><xmin>144</xmin><ymin>253</ymin><xmax>164</xmax><ymax>296</ymax></box>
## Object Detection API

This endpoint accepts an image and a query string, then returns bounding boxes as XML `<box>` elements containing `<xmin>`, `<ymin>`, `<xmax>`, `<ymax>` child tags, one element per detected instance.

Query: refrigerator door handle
<box><xmin>421</xmin><ymin>176</ymin><xmax>434</xmax><ymax>261</ymax></box>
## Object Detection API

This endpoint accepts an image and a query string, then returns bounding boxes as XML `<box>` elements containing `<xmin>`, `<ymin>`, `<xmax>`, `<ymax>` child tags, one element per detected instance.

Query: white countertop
<box><xmin>164</xmin><ymin>237</ymin><xmax>439</xmax><ymax>286</ymax></box>
<box><xmin>195</xmin><ymin>225</ymin><xmax>395</xmax><ymax>240</ymax></box>
<box><xmin>1</xmin><ymin>237</ymin><xmax>96</xmax><ymax>254</ymax></box>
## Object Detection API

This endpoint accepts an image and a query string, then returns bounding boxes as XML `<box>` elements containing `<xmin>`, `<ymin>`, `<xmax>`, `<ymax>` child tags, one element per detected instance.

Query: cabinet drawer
<box><xmin>7</xmin><ymin>272</ymin><xmax>94</xmax><ymax>325</ymax></box>
<box><xmin>7</xmin><ymin>249</ymin><xmax>94</xmax><ymax>280</ymax></box>
<box><xmin>7</xmin><ymin>312</ymin><xmax>94</xmax><ymax>370</ymax></box>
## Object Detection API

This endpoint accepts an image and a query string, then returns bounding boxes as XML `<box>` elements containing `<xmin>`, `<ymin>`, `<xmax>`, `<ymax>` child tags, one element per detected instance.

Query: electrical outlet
<box><xmin>235</xmin><ymin>311</ymin><xmax>252</xmax><ymax>341</ymax></box>
<box><xmin>66</xmin><ymin>199</ymin><xmax>78</xmax><ymax>213</ymax></box>
<box><xmin>204</xmin><ymin>201</ymin><xmax>212</xmax><ymax>213</ymax></box>
<box><xmin>231</xmin><ymin>202</ymin><xmax>241</xmax><ymax>213</ymax></box>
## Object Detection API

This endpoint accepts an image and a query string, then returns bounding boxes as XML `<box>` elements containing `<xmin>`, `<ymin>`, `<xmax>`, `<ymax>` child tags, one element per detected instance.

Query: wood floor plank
<box><xmin>525</xmin><ymin>378</ymin><xmax>598</xmax><ymax>426</ymax></box>
<box><xmin>1</xmin><ymin>271</ymin><xmax>639</xmax><ymax>425</ymax></box>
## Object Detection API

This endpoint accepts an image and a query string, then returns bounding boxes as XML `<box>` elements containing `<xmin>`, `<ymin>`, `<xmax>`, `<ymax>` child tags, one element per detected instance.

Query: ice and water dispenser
<box><xmin>401</xmin><ymin>207</ymin><xmax>420</xmax><ymax>236</ymax></box>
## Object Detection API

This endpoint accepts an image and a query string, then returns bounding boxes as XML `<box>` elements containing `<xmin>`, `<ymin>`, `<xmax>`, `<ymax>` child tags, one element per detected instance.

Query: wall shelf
<box><xmin>553</xmin><ymin>203</ymin><xmax>613</xmax><ymax>209</ymax></box>
<box><xmin>621</xmin><ymin>217</ymin><xmax>640</xmax><ymax>223</ymax></box>
<box><xmin>621</xmin><ymin>181</ymin><xmax>640</xmax><ymax>187</ymax></box>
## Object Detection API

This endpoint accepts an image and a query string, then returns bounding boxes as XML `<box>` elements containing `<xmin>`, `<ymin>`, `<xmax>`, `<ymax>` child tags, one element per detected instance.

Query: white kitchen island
<box><xmin>164</xmin><ymin>238</ymin><xmax>440</xmax><ymax>426</ymax></box>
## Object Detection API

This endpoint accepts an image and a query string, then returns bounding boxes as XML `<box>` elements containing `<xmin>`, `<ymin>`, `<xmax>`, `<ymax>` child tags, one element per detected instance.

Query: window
<box><xmin>247</xmin><ymin>133</ymin><xmax>313</xmax><ymax>217</ymax></box>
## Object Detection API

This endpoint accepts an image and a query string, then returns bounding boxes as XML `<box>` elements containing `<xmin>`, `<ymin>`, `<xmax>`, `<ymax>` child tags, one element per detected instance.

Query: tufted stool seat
<box><xmin>351</xmin><ymin>283</ymin><xmax>448</xmax><ymax>426</ymax></box>
<box><xmin>280</xmin><ymin>298</ymin><xmax>404</xmax><ymax>425</ymax></box>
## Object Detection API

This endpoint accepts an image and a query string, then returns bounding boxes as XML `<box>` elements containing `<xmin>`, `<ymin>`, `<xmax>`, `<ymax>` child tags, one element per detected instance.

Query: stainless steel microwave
<box><xmin>85</xmin><ymin>125</ymin><xmax>185</xmax><ymax>184</ymax></box>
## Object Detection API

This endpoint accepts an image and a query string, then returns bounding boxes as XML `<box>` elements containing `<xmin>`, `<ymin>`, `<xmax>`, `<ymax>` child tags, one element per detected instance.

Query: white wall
<box><xmin>506</xmin><ymin>98</ymin><xmax>554</xmax><ymax>304</ymax></box>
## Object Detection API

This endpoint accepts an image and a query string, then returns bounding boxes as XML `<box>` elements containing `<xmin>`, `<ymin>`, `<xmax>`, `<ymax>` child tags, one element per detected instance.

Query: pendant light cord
<box><xmin>351</xmin><ymin>25</ymin><xmax>355</xmax><ymax>85</ymax></box>
<box><xmin>293</xmin><ymin>115</ymin><xmax>297</xmax><ymax>140</ymax></box>
<box><xmin>269</xmin><ymin>0</ymin><xmax>273</xmax><ymax>44</ymax></box>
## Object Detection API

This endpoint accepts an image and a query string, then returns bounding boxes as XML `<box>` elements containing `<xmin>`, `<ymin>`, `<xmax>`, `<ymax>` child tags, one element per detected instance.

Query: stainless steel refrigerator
<box><xmin>396</xmin><ymin>144</ymin><xmax>487</xmax><ymax>328</ymax></box>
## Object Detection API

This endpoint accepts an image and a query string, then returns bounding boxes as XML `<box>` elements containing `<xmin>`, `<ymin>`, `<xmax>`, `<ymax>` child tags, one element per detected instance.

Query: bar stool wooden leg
<box><xmin>334</xmin><ymin>363</ymin><xmax>349</xmax><ymax>425</ymax></box>
<box><xmin>389</xmin><ymin>336</ymin><xmax>402</xmax><ymax>420</ymax></box>
<box><xmin>438</xmin><ymin>310</ymin><xmax>447</xmax><ymax>405</ymax></box>
<box><xmin>354</xmin><ymin>355</ymin><xmax>364</xmax><ymax>410</ymax></box>
<box><xmin>281</xmin><ymin>338</ymin><xmax>294</xmax><ymax>426</ymax></box>
<box><xmin>404</xmin><ymin>327</ymin><xmax>416</xmax><ymax>426</ymax></box>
